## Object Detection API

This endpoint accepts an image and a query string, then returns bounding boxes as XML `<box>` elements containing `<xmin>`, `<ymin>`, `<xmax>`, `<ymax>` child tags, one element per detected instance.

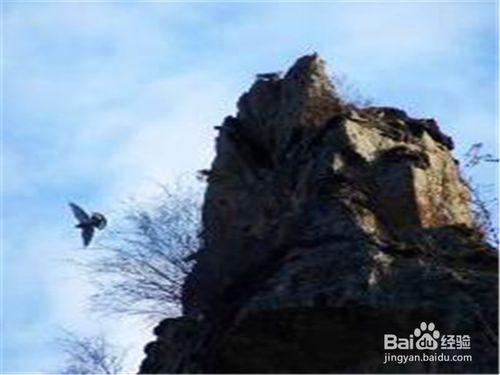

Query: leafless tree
<box><xmin>331</xmin><ymin>72</ymin><xmax>373</xmax><ymax>108</ymax></box>
<box><xmin>87</xmin><ymin>183</ymin><xmax>202</xmax><ymax>320</ymax></box>
<box><xmin>57</xmin><ymin>330</ymin><xmax>124</xmax><ymax>374</ymax></box>
<box><xmin>462</xmin><ymin>143</ymin><xmax>499</xmax><ymax>246</ymax></box>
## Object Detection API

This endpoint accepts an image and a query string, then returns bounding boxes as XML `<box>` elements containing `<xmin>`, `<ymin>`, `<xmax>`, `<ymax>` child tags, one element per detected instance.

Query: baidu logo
<box><xmin>414</xmin><ymin>322</ymin><xmax>440</xmax><ymax>350</ymax></box>
<box><xmin>383</xmin><ymin>322</ymin><xmax>472</xmax><ymax>365</ymax></box>
<box><xmin>384</xmin><ymin>322</ymin><xmax>444</xmax><ymax>351</ymax></box>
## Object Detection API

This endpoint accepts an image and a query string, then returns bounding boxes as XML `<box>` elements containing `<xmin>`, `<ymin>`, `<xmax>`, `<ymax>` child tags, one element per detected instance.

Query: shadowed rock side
<box><xmin>140</xmin><ymin>54</ymin><xmax>498</xmax><ymax>374</ymax></box>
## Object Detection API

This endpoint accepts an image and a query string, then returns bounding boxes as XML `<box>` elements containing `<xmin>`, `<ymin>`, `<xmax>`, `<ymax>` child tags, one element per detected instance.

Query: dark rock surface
<box><xmin>140</xmin><ymin>55</ymin><xmax>498</xmax><ymax>374</ymax></box>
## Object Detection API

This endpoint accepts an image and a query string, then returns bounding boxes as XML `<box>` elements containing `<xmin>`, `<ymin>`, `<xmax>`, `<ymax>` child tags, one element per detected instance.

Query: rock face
<box><xmin>140</xmin><ymin>55</ymin><xmax>498</xmax><ymax>373</ymax></box>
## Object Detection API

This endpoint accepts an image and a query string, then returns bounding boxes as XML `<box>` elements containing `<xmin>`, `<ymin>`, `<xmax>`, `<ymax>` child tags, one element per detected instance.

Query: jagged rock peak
<box><xmin>140</xmin><ymin>55</ymin><xmax>498</xmax><ymax>374</ymax></box>
<box><xmin>237</xmin><ymin>53</ymin><xmax>343</xmax><ymax>132</ymax></box>
<box><xmin>285</xmin><ymin>52</ymin><xmax>324</xmax><ymax>74</ymax></box>
<box><xmin>283</xmin><ymin>53</ymin><xmax>336</xmax><ymax>94</ymax></box>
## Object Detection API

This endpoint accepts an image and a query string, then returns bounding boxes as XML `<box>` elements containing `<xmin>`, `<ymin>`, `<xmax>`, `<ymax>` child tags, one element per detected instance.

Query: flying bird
<box><xmin>69</xmin><ymin>202</ymin><xmax>107</xmax><ymax>247</ymax></box>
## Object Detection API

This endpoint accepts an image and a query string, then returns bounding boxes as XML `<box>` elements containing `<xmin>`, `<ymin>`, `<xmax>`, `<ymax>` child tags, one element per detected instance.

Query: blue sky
<box><xmin>2</xmin><ymin>1</ymin><xmax>498</xmax><ymax>373</ymax></box>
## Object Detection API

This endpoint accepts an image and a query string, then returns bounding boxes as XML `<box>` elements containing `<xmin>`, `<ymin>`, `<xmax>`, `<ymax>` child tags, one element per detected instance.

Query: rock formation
<box><xmin>140</xmin><ymin>54</ymin><xmax>498</xmax><ymax>373</ymax></box>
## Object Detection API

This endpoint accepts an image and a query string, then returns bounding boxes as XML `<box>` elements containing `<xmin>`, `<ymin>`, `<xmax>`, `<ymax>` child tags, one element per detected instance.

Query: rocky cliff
<box><xmin>140</xmin><ymin>55</ymin><xmax>498</xmax><ymax>373</ymax></box>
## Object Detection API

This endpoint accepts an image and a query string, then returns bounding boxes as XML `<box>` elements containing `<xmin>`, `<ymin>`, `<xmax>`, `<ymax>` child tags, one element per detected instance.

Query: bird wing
<box><xmin>81</xmin><ymin>226</ymin><xmax>95</xmax><ymax>247</ymax></box>
<box><xmin>69</xmin><ymin>202</ymin><xmax>90</xmax><ymax>223</ymax></box>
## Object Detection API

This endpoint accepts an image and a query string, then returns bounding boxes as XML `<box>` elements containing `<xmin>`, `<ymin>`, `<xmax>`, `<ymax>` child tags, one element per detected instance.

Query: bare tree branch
<box><xmin>85</xmin><ymin>183</ymin><xmax>202</xmax><ymax>320</ymax></box>
<box><xmin>462</xmin><ymin>143</ymin><xmax>499</xmax><ymax>247</ymax></box>
<box><xmin>57</xmin><ymin>330</ymin><xmax>124</xmax><ymax>374</ymax></box>
<box><xmin>330</xmin><ymin>72</ymin><xmax>373</xmax><ymax>108</ymax></box>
